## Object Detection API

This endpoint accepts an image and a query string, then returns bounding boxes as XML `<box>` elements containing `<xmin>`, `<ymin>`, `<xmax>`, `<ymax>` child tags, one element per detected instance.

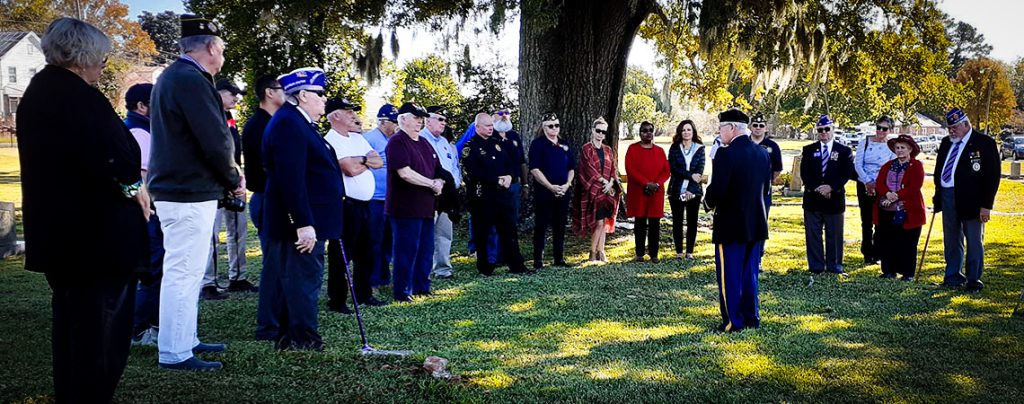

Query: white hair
<box><xmin>179</xmin><ymin>35</ymin><xmax>220</xmax><ymax>54</ymax></box>
<box><xmin>40</xmin><ymin>18</ymin><xmax>111</xmax><ymax>68</ymax></box>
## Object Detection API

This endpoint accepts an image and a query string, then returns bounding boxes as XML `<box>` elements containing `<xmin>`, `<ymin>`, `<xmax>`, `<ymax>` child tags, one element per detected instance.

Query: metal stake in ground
<box><xmin>916</xmin><ymin>211</ymin><xmax>938</xmax><ymax>282</ymax></box>
<box><xmin>336</xmin><ymin>238</ymin><xmax>413</xmax><ymax>357</ymax></box>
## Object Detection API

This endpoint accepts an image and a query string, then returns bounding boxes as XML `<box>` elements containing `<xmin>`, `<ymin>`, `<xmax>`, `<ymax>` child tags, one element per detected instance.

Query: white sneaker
<box><xmin>131</xmin><ymin>327</ymin><xmax>159</xmax><ymax>347</ymax></box>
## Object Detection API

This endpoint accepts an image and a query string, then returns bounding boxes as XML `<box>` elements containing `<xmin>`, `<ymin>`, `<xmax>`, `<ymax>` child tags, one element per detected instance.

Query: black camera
<box><xmin>218</xmin><ymin>193</ymin><xmax>246</xmax><ymax>212</ymax></box>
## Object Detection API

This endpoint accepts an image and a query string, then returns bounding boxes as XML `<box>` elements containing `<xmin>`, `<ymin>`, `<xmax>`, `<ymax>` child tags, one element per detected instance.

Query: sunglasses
<box><xmin>546</xmin><ymin>124</ymin><xmax>561</xmax><ymax>129</ymax></box>
<box><xmin>751</xmin><ymin>123</ymin><xmax>766</xmax><ymax>128</ymax></box>
<box><xmin>495</xmin><ymin>111</ymin><xmax>510</xmax><ymax>116</ymax></box>
<box><xmin>269</xmin><ymin>86</ymin><xmax>283</xmax><ymax>91</ymax></box>
<box><xmin>816</xmin><ymin>127</ymin><xmax>831</xmax><ymax>133</ymax></box>
<box><xmin>876</xmin><ymin>126</ymin><xmax>890</xmax><ymax>131</ymax></box>
<box><xmin>595</xmin><ymin>129</ymin><xmax>608</xmax><ymax>135</ymax></box>
<box><xmin>640</xmin><ymin>128</ymin><xmax>654</xmax><ymax>133</ymax></box>
<box><xmin>305</xmin><ymin>90</ymin><xmax>326</xmax><ymax>97</ymax></box>
<box><xmin>433</xmin><ymin>116</ymin><xmax>446</xmax><ymax>122</ymax></box>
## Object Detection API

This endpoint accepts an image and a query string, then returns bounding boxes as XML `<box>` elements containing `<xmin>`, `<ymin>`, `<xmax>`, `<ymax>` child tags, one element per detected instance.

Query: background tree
<box><xmin>621</xmin><ymin>93</ymin><xmax>657</xmax><ymax>139</ymax></box>
<box><xmin>1008</xmin><ymin>57</ymin><xmax>1024</xmax><ymax>112</ymax></box>
<box><xmin>956</xmin><ymin>58</ymin><xmax>1017</xmax><ymax>132</ymax></box>
<box><xmin>138</xmin><ymin>10</ymin><xmax>180</xmax><ymax>64</ymax></box>
<box><xmin>388</xmin><ymin>55</ymin><xmax>465</xmax><ymax>129</ymax></box>
<box><xmin>946</xmin><ymin>19</ymin><xmax>993</xmax><ymax>76</ymax></box>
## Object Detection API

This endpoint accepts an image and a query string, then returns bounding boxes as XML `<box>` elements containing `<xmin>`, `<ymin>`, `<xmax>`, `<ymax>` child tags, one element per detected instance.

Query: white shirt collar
<box><xmin>820</xmin><ymin>137</ymin><xmax>835</xmax><ymax>151</ymax></box>
<box><xmin>295</xmin><ymin>104</ymin><xmax>314</xmax><ymax>124</ymax></box>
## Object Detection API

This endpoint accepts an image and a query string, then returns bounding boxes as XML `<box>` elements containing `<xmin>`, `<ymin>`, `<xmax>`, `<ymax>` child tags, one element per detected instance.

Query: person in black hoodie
<box><xmin>18</xmin><ymin>17</ymin><xmax>148</xmax><ymax>401</ymax></box>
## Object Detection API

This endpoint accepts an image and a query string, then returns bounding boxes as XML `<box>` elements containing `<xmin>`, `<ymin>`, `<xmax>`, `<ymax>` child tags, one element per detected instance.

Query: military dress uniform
<box><xmin>463</xmin><ymin>134</ymin><xmax>530</xmax><ymax>275</ymax></box>
<box><xmin>704</xmin><ymin>109</ymin><xmax>771</xmax><ymax>332</ymax></box>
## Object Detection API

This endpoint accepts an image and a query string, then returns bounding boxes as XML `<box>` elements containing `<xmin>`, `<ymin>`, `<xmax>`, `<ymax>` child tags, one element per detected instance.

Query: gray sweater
<box><xmin>148</xmin><ymin>57</ymin><xmax>241</xmax><ymax>202</ymax></box>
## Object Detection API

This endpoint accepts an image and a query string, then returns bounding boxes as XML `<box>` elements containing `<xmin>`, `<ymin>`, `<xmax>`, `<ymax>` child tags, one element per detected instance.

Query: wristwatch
<box><xmin>361</xmin><ymin>156</ymin><xmax>368</xmax><ymax>166</ymax></box>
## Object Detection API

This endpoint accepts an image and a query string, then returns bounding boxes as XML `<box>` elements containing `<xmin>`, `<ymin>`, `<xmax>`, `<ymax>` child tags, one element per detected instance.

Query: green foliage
<box><xmin>946</xmin><ymin>19</ymin><xmax>993</xmax><ymax>76</ymax></box>
<box><xmin>137</xmin><ymin>10</ymin><xmax>179</xmax><ymax>64</ymax></box>
<box><xmin>621</xmin><ymin>93</ymin><xmax>656</xmax><ymax>139</ymax></box>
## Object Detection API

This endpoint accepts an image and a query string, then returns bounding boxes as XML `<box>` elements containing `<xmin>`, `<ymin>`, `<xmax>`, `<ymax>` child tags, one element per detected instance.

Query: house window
<box><xmin>7</xmin><ymin>67</ymin><xmax>15</xmax><ymax>83</ymax></box>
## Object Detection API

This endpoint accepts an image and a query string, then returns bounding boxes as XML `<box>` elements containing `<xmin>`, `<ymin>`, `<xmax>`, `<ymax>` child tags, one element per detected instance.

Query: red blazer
<box><xmin>873</xmin><ymin>159</ymin><xmax>926</xmax><ymax>229</ymax></box>
<box><xmin>625</xmin><ymin>143</ymin><xmax>670</xmax><ymax>218</ymax></box>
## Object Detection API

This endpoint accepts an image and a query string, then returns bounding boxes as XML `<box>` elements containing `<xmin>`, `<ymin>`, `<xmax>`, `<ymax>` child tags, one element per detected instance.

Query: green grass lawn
<box><xmin>2</xmin><ymin>147</ymin><xmax>1024</xmax><ymax>403</ymax></box>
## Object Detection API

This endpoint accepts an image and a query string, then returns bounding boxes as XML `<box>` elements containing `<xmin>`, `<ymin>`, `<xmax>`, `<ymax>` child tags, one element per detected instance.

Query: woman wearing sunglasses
<box><xmin>529</xmin><ymin>113</ymin><xmax>576</xmax><ymax>269</ymax></box>
<box><xmin>625</xmin><ymin>121</ymin><xmax>671</xmax><ymax>263</ymax></box>
<box><xmin>853</xmin><ymin>115</ymin><xmax>897</xmax><ymax>265</ymax></box>
<box><xmin>572</xmin><ymin>117</ymin><xmax>620</xmax><ymax>262</ymax></box>
<box><xmin>666</xmin><ymin>120</ymin><xmax>705</xmax><ymax>260</ymax></box>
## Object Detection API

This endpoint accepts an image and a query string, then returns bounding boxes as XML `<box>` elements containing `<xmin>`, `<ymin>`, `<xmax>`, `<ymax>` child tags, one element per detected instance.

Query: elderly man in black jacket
<box><xmin>934</xmin><ymin>108</ymin><xmax>1001</xmax><ymax>292</ymax></box>
<box><xmin>148</xmin><ymin>15</ymin><xmax>243</xmax><ymax>371</ymax></box>
<box><xmin>800</xmin><ymin>115</ymin><xmax>854</xmax><ymax>275</ymax></box>
<box><xmin>704</xmin><ymin>108</ymin><xmax>771</xmax><ymax>333</ymax></box>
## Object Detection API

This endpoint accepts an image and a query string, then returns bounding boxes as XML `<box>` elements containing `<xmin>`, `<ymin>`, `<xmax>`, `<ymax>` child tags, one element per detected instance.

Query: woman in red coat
<box><xmin>573</xmin><ymin>117</ymin><xmax>620</xmax><ymax>262</ymax></box>
<box><xmin>625</xmin><ymin>121</ymin><xmax>671</xmax><ymax>262</ymax></box>
<box><xmin>873</xmin><ymin>135</ymin><xmax>927</xmax><ymax>281</ymax></box>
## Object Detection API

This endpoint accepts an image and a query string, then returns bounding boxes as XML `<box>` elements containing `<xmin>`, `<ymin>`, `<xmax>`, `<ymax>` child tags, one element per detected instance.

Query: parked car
<box><xmin>836</xmin><ymin>131</ymin><xmax>861</xmax><ymax>148</ymax></box>
<box><xmin>913</xmin><ymin>135</ymin><xmax>939</xmax><ymax>154</ymax></box>
<box><xmin>1001</xmin><ymin>135</ymin><xmax>1024</xmax><ymax>160</ymax></box>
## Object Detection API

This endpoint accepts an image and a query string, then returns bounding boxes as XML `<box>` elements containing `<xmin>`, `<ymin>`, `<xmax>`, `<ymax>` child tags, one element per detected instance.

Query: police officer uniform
<box><xmin>704</xmin><ymin>109</ymin><xmax>771</xmax><ymax>332</ymax></box>
<box><xmin>463</xmin><ymin>132</ymin><xmax>531</xmax><ymax>275</ymax></box>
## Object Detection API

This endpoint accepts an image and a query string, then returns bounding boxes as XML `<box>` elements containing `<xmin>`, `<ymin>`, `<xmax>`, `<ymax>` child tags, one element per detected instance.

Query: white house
<box><xmin>0</xmin><ymin>32</ymin><xmax>45</xmax><ymax>120</ymax></box>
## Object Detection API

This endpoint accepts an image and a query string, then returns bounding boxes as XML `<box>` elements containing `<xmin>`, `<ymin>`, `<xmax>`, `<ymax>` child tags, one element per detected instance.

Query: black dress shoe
<box><xmin>200</xmin><ymin>286</ymin><xmax>228</xmax><ymax>300</ymax></box>
<box><xmin>809</xmin><ymin>269</ymin><xmax>825</xmax><ymax>274</ymax></box>
<box><xmin>900</xmin><ymin>276</ymin><xmax>914</xmax><ymax>282</ymax></box>
<box><xmin>965</xmin><ymin>281</ymin><xmax>985</xmax><ymax>292</ymax></box>
<box><xmin>329</xmin><ymin>305</ymin><xmax>353</xmax><ymax>314</ymax></box>
<box><xmin>650</xmin><ymin>257</ymin><xmax>660</xmax><ymax>264</ymax></box>
<box><xmin>160</xmin><ymin>357</ymin><xmax>222</xmax><ymax>372</ymax></box>
<box><xmin>227</xmin><ymin>279</ymin><xmax>259</xmax><ymax>293</ymax></box>
<box><xmin>879</xmin><ymin>273</ymin><xmax>897</xmax><ymax>279</ymax></box>
<box><xmin>936</xmin><ymin>281</ymin><xmax>964</xmax><ymax>289</ymax></box>
<box><xmin>361</xmin><ymin>297</ymin><xmax>388</xmax><ymax>306</ymax></box>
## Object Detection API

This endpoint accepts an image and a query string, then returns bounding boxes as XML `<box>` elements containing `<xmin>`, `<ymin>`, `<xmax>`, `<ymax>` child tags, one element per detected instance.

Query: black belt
<box><xmin>343</xmin><ymin>197</ymin><xmax>371</xmax><ymax>206</ymax></box>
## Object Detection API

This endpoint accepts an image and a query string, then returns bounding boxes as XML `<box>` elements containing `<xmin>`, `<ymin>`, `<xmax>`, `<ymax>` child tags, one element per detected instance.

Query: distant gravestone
<box><xmin>785</xmin><ymin>155</ymin><xmax>804</xmax><ymax>197</ymax></box>
<box><xmin>1011</xmin><ymin>161</ymin><xmax>1021</xmax><ymax>180</ymax></box>
<box><xmin>0</xmin><ymin>202</ymin><xmax>17</xmax><ymax>258</ymax></box>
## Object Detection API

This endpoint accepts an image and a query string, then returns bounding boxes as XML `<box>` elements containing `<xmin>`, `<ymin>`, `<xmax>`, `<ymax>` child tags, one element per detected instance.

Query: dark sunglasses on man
<box><xmin>876</xmin><ymin>126</ymin><xmax>890</xmax><ymax>132</ymax></box>
<box><xmin>751</xmin><ymin>123</ymin><xmax>766</xmax><ymax>128</ymax></box>
<box><xmin>816</xmin><ymin>127</ymin><xmax>831</xmax><ymax>133</ymax></box>
<box><xmin>595</xmin><ymin>128</ymin><xmax>608</xmax><ymax>135</ymax></box>
<box><xmin>546</xmin><ymin>123</ymin><xmax>560</xmax><ymax>129</ymax></box>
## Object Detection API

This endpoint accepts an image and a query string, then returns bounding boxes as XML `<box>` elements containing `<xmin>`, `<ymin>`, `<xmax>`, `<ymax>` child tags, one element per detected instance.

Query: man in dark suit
<box><xmin>705</xmin><ymin>108</ymin><xmax>771</xmax><ymax>332</ymax></box>
<box><xmin>800</xmin><ymin>115</ymin><xmax>854</xmax><ymax>275</ymax></box>
<box><xmin>259</xmin><ymin>67</ymin><xmax>345</xmax><ymax>350</ymax></box>
<box><xmin>933</xmin><ymin>108</ymin><xmax>1000</xmax><ymax>292</ymax></box>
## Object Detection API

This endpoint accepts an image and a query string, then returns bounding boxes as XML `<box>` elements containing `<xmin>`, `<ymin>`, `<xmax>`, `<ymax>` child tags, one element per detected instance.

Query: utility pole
<box><xmin>984</xmin><ymin>69</ymin><xmax>994</xmax><ymax>134</ymax></box>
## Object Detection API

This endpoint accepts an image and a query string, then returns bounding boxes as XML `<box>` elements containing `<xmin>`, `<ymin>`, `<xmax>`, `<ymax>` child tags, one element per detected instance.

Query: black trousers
<box><xmin>634</xmin><ymin>217</ymin><xmax>661</xmax><ymax>259</ymax></box>
<box><xmin>669</xmin><ymin>196</ymin><xmax>701</xmax><ymax>254</ymax></box>
<box><xmin>856</xmin><ymin>182</ymin><xmax>878</xmax><ymax>260</ymax></box>
<box><xmin>328</xmin><ymin>199</ymin><xmax>373</xmax><ymax>309</ymax></box>
<box><xmin>46</xmin><ymin>272</ymin><xmax>135</xmax><ymax>404</ymax></box>
<box><xmin>472</xmin><ymin>192</ymin><xmax>527</xmax><ymax>274</ymax></box>
<box><xmin>533</xmin><ymin>195</ymin><xmax>569</xmax><ymax>267</ymax></box>
<box><xmin>876</xmin><ymin>210</ymin><xmax>922</xmax><ymax>277</ymax></box>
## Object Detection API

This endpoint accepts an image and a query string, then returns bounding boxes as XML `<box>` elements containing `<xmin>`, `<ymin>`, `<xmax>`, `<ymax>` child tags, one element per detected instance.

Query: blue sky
<box><xmin>126</xmin><ymin>0</ymin><xmax>184</xmax><ymax>15</ymax></box>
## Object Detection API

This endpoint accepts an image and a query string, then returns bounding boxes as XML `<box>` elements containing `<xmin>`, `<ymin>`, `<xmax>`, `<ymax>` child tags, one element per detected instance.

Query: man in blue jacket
<box><xmin>258</xmin><ymin>67</ymin><xmax>345</xmax><ymax>350</ymax></box>
<box><xmin>799</xmin><ymin>115</ymin><xmax>854</xmax><ymax>275</ymax></box>
<box><xmin>704</xmin><ymin>108</ymin><xmax>771</xmax><ymax>333</ymax></box>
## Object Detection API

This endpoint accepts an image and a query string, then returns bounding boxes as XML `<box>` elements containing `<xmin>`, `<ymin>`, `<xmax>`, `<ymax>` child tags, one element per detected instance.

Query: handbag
<box><xmin>892</xmin><ymin>206</ymin><xmax>907</xmax><ymax>226</ymax></box>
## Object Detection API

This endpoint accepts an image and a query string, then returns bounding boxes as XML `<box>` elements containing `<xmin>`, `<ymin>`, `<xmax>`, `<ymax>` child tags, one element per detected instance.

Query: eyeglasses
<box><xmin>269</xmin><ymin>86</ymin><xmax>283</xmax><ymax>91</ymax></box>
<box><xmin>495</xmin><ymin>111</ymin><xmax>510</xmax><ymax>116</ymax></box>
<box><xmin>595</xmin><ymin>129</ymin><xmax>608</xmax><ymax>135</ymax></box>
<box><xmin>816</xmin><ymin>127</ymin><xmax>831</xmax><ymax>133</ymax></box>
<box><xmin>434</xmin><ymin>117</ymin><xmax>446</xmax><ymax>122</ymax></box>
<box><xmin>751</xmin><ymin>123</ymin><xmax>766</xmax><ymax>128</ymax></box>
<box><xmin>876</xmin><ymin>126</ymin><xmax>891</xmax><ymax>131</ymax></box>
<box><xmin>305</xmin><ymin>90</ymin><xmax>326</xmax><ymax>98</ymax></box>
<box><xmin>546</xmin><ymin>124</ymin><xmax>560</xmax><ymax>129</ymax></box>
<box><xmin>640</xmin><ymin>128</ymin><xmax>654</xmax><ymax>133</ymax></box>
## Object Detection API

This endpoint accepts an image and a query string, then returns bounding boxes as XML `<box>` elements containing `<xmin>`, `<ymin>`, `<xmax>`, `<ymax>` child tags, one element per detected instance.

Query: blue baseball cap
<box><xmin>945</xmin><ymin>107</ymin><xmax>968</xmax><ymax>126</ymax></box>
<box><xmin>816</xmin><ymin>114</ymin><xmax>833</xmax><ymax>127</ymax></box>
<box><xmin>278</xmin><ymin>67</ymin><xmax>326</xmax><ymax>96</ymax></box>
<box><xmin>376</xmin><ymin>104</ymin><xmax>398</xmax><ymax>122</ymax></box>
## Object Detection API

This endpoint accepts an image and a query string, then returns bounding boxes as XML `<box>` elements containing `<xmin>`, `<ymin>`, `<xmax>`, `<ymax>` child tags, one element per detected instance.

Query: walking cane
<box><xmin>916</xmin><ymin>211</ymin><xmax>938</xmax><ymax>282</ymax></box>
<box><xmin>336</xmin><ymin>238</ymin><xmax>413</xmax><ymax>357</ymax></box>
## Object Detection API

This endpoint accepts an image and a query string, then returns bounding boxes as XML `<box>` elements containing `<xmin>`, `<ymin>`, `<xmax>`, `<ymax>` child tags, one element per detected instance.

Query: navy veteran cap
<box><xmin>426</xmin><ymin>106</ymin><xmax>447</xmax><ymax>117</ymax></box>
<box><xmin>816</xmin><ymin>114</ymin><xmax>834</xmax><ymax>127</ymax></box>
<box><xmin>278</xmin><ymin>67</ymin><xmax>326</xmax><ymax>95</ymax></box>
<box><xmin>751</xmin><ymin>112</ymin><xmax>767</xmax><ymax>124</ymax></box>
<box><xmin>180</xmin><ymin>14</ymin><xmax>221</xmax><ymax>38</ymax></box>
<box><xmin>718</xmin><ymin>108</ymin><xmax>749</xmax><ymax>124</ymax></box>
<box><xmin>377</xmin><ymin>104</ymin><xmax>398</xmax><ymax>122</ymax></box>
<box><xmin>215</xmin><ymin>79</ymin><xmax>244</xmax><ymax>95</ymax></box>
<box><xmin>326</xmin><ymin>97</ymin><xmax>360</xmax><ymax>113</ymax></box>
<box><xmin>398</xmin><ymin>102</ymin><xmax>429</xmax><ymax>118</ymax></box>
<box><xmin>946</xmin><ymin>107</ymin><xmax>968</xmax><ymax>126</ymax></box>
<box><xmin>542</xmin><ymin>112</ymin><xmax>559</xmax><ymax>121</ymax></box>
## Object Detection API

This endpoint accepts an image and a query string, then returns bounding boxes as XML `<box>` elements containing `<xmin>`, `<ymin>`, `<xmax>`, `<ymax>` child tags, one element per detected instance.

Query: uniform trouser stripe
<box><xmin>717</xmin><ymin>244</ymin><xmax>732</xmax><ymax>332</ymax></box>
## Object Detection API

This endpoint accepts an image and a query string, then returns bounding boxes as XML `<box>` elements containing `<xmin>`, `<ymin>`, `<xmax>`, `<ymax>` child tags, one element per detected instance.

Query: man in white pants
<box><xmin>147</xmin><ymin>15</ymin><xmax>244</xmax><ymax>371</ymax></box>
<box><xmin>422</xmin><ymin>106</ymin><xmax>461</xmax><ymax>279</ymax></box>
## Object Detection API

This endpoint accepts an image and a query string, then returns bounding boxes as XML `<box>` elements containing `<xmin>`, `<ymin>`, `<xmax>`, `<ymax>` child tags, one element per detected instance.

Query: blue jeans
<box><xmin>133</xmin><ymin>213</ymin><xmax>163</xmax><ymax>334</ymax></box>
<box><xmin>391</xmin><ymin>217</ymin><xmax>434</xmax><ymax>300</ymax></box>
<box><xmin>368</xmin><ymin>200</ymin><xmax>392</xmax><ymax>287</ymax></box>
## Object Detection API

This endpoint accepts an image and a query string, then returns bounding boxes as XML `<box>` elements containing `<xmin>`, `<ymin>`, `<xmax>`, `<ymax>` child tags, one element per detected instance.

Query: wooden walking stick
<box><xmin>916</xmin><ymin>211</ymin><xmax>938</xmax><ymax>282</ymax></box>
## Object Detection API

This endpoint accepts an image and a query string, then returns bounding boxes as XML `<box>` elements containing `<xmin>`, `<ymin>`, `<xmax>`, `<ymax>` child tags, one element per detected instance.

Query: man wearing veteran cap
<box><xmin>149</xmin><ymin>14</ymin><xmax>240</xmax><ymax>371</ymax></box>
<box><xmin>704</xmin><ymin>108</ymin><xmax>771</xmax><ymax>332</ymax></box>
<box><xmin>258</xmin><ymin>67</ymin><xmax>344</xmax><ymax>350</ymax></box>
<box><xmin>386</xmin><ymin>102</ymin><xmax>443</xmax><ymax>301</ymax></box>
<box><xmin>323</xmin><ymin>97</ymin><xmax>386</xmax><ymax>312</ymax></box>
<box><xmin>749</xmin><ymin>113</ymin><xmax>783</xmax><ymax>271</ymax></box>
<box><xmin>422</xmin><ymin>106</ymin><xmax>461</xmax><ymax>279</ymax></box>
<box><xmin>799</xmin><ymin>114</ymin><xmax>854</xmax><ymax>275</ymax></box>
<box><xmin>364</xmin><ymin>104</ymin><xmax>399</xmax><ymax>291</ymax></box>
<box><xmin>933</xmin><ymin>108</ymin><xmax>1000</xmax><ymax>292</ymax></box>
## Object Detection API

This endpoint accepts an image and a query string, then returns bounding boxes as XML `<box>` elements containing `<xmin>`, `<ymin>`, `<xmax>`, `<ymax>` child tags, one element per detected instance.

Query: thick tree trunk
<box><xmin>518</xmin><ymin>0</ymin><xmax>656</xmax><ymax>156</ymax></box>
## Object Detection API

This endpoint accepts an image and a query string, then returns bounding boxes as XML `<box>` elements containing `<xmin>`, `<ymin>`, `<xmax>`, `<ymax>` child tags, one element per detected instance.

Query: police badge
<box><xmin>495</xmin><ymin>144</ymin><xmax>502</xmax><ymax>152</ymax></box>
